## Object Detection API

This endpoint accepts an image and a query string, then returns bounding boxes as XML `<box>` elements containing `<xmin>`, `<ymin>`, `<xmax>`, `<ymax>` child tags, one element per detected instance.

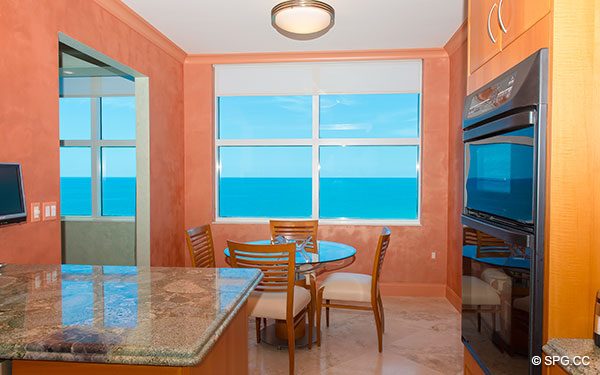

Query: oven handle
<box><xmin>463</xmin><ymin>110</ymin><xmax>536</xmax><ymax>142</ymax></box>
<box><xmin>462</xmin><ymin>215</ymin><xmax>534</xmax><ymax>248</ymax></box>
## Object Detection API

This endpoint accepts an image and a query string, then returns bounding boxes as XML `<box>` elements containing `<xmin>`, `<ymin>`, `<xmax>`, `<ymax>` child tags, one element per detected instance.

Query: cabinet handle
<box><xmin>487</xmin><ymin>3</ymin><xmax>498</xmax><ymax>44</ymax></box>
<box><xmin>498</xmin><ymin>0</ymin><xmax>508</xmax><ymax>33</ymax></box>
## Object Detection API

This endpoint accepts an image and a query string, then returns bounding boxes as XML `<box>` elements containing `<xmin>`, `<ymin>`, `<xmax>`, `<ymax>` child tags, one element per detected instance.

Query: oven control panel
<box><xmin>467</xmin><ymin>73</ymin><xmax>517</xmax><ymax>119</ymax></box>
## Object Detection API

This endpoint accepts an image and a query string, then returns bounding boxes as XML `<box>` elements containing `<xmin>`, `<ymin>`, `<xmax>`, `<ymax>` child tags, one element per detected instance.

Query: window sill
<box><xmin>61</xmin><ymin>216</ymin><xmax>135</xmax><ymax>223</ymax></box>
<box><xmin>213</xmin><ymin>217</ymin><xmax>421</xmax><ymax>227</ymax></box>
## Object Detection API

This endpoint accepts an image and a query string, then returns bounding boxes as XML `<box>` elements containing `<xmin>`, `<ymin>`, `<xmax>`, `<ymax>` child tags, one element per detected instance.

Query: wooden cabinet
<box><xmin>463</xmin><ymin>346</ymin><xmax>486</xmax><ymax>375</ymax></box>
<box><xmin>469</xmin><ymin>0</ymin><xmax>502</xmax><ymax>73</ymax></box>
<box><xmin>468</xmin><ymin>0</ymin><xmax>551</xmax><ymax>74</ymax></box>
<box><xmin>499</xmin><ymin>0</ymin><xmax>551</xmax><ymax>47</ymax></box>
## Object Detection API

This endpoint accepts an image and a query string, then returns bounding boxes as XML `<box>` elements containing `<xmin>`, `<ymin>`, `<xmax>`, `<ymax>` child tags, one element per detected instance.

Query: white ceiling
<box><xmin>122</xmin><ymin>0</ymin><xmax>466</xmax><ymax>55</ymax></box>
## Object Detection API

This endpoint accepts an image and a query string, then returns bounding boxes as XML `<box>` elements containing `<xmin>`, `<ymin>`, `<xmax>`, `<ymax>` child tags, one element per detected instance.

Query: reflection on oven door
<box><xmin>462</xmin><ymin>227</ymin><xmax>530</xmax><ymax>374</ymax></box>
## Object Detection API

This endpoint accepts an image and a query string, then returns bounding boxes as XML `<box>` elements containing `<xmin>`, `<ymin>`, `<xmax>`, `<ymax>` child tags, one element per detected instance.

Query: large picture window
<box><xmin>215</xmin><ymin>61</ymin><xmax>422</xmax><ymax>223</ymax></box>
<box><xmin>60</xmin><ymin>97</ymin><xmax>136</xmax><ymax>218</ymax></box>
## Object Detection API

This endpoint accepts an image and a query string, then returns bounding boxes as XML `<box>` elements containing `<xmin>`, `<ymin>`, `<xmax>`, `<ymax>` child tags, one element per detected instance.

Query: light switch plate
<box><xmin>31</xmin><ymin>202</ymin><xmax>41</xmax><ymax>222</ymax></box>
<box><xmin>42</xmin><ymin>202</ymin><xmax>57</xmax><ymax>221</ymax></box>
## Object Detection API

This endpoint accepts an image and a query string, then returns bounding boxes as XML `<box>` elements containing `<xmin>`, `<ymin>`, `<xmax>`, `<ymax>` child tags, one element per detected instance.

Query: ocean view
<box><xmin>61</xmin><ymin>177</ymin><xmax>136</xmax><ymax>216</ymax></box>
<box><xmin>219</xmin><ymin>177</ymin><xmax>419</xmax><ymax>219</ymax></box>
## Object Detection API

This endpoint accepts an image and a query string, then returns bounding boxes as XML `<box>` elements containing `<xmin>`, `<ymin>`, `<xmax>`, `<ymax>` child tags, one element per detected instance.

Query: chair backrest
<box><xmin>228</xmin><ymin>241</ymin><xmax>297</xmax><ymax>318</ymax></box>
<box><xmin>371</xmin><ymin>227</ymin><xmax>392</xmax><ymax>297</ymax></box>
<box><xmin>185</xmin><ymin>224</ymin><xmax>216</xmax><ymax>268</ymax></box>
<box><xmin>269</xmin><ymin>220</ymin><xmax>319</xmax><ymax>253</ymax></box>
<box><xmin>463</xmin><ymin>227</ymin><xmax>510</xmax><ymax>258</ymax></box>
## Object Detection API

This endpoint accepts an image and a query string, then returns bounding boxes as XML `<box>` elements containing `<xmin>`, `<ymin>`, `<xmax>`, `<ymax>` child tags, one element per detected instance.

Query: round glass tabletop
<box><xmin>224</xmin><ymin>240</ymin><xmax>356</xmax><ymax>265</ymax></box>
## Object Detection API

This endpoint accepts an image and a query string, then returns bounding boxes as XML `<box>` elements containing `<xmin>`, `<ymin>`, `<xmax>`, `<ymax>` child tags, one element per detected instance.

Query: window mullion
<box><xmin>312</xmin><ymin>95</ymin><xmax>319</xmax><ymax>220</ymax></box>
<box><xmin>91</xmin><ymin>98</ymin><xmax>101</xmax><ymax>218</ymax></box>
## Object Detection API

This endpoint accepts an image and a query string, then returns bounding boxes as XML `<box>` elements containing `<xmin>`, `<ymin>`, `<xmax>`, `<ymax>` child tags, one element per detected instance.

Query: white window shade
<box><xmin>214</xmin><ymin>60</ymin><xmax>422</xmax><ymax>96</ymax></box>
<box><xmin>61</xmin><ymin>76</ymin><xmax>135</xmax><ymax>98</ymax></box>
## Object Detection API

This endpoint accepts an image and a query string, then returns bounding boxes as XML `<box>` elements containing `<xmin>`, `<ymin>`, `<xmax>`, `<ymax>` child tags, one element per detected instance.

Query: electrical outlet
<box><xmin>431</xmin><ymin>251</ymin><xmax>437</xmax><ymax>260</ymax></box>
<box><xmin>31</xmin><ymin>202</ymin><xmax>41</xmax><ymax>222</ymax></box>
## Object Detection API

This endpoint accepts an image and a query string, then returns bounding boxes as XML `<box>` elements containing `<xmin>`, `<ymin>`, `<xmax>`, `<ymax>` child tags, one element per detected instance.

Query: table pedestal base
<box><xmin>260</xmin><ymin>321</ymin><xmax>316</xmax><ymax>349</ymax></box>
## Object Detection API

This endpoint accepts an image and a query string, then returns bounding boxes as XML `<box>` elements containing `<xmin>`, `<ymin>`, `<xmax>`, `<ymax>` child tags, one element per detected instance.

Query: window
<box><xmin>60</xmin><ymin>97</ymin><xmax>136</xmax><ymax>218</ymax></box>
<box><xmin>215</xmin><ymin>61</ymin><xmax>422</xmax><ymax>223</ymax></box>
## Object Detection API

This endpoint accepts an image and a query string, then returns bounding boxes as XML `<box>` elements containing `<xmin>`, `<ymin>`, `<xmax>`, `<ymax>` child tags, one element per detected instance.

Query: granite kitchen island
<box><xmin>0</xmin><ymin>264</ymin><xmax>261</xmax><ymax>374</ymax></box>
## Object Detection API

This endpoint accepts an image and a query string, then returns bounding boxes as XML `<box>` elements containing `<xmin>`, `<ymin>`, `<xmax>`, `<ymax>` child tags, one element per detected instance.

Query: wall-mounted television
<box><xmin>0</xmin><ymin>163</ymin><xmax>27</xmax><ymax>225</ymax></box>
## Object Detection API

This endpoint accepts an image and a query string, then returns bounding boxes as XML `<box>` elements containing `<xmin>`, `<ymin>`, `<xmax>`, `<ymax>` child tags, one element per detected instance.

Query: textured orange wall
<box><xmin>444</xmin><ymin>24</ymin><xmax>468</xmax><ymax>307</ymax></box>
<box><xmin>184</xmin><ymin>52</ymin><xmax>451</xmax><ymax>293</ymax></box>
<box><xmin>0</xmin><ymin>0</ymin><xmax>185</xmax><ymax>266</ymax></box>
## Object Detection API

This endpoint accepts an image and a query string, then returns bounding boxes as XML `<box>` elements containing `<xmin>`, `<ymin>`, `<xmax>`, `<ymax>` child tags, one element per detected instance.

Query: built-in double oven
<box><xmin>461</xmin><ymin>49</ymin><xmax>548</xmax><ymax>375</ymax></box>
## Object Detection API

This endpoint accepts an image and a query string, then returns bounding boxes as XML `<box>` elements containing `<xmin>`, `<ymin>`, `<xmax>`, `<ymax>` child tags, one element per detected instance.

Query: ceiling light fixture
<box><xmin>271</xmin><ymin>0</ymin><xmax>335</xmax><ymax>39</ymax></box>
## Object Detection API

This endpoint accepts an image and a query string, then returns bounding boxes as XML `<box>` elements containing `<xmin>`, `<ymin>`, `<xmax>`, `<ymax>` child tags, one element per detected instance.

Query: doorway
<box><xmin>58</xmin><ymin>34</ymin><xmax>150</xmax><ymax>266</ymax></box>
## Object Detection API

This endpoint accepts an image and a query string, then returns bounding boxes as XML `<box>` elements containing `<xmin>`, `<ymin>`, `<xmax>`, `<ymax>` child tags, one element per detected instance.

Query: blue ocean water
<box><xmin>219</xmin><ymin>177</ymin><xmax>418</xmax><ymax>219</ymax></box>
<box><xmin>60</xmin><ymin>177</ymin><xmax>136</xmax><ymax>216</ymax></box>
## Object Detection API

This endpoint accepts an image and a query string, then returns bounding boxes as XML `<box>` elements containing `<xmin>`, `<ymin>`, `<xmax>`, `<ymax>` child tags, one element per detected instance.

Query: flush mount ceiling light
<box><xmin>271</xmin><ymin>0</ymin><xmax>335</xmax><ymax>40</ymax></box>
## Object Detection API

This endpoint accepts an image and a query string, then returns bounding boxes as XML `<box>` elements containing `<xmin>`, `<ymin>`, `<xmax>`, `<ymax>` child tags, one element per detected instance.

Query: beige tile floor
<box><xmin>248</xmin><ymin>297</ymin><xmax>463</xmax><ymax>374</ymax></box>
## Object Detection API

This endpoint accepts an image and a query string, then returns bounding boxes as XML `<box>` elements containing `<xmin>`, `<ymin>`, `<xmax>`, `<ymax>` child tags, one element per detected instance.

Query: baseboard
<box><xmin>445</xmin><ymin>285</ymin><xmax>462</xmax><ymax>311</ymax></box>
<box><xmin>379</xmin><ymin>282</ymin><xmax>446</xmax><ymax>297</ymax></box>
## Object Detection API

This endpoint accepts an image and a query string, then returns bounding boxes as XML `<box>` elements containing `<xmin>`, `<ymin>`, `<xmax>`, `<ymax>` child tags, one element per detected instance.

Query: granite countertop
<box><xmin>543</xmin><ymin>339</ymin><xmax>600</xmax><ymax>374</ymax></box>
<box><xmin>0</xmin><ymin>264</ymin><xmax>262</xmax><ymax>366</ymax></box>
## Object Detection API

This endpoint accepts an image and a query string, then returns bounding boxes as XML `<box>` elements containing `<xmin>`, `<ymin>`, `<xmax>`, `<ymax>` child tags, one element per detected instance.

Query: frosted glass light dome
<box><xmin>272</xmin><ymin>1</ymin><xmax>335</xmax><ymax>36</ymax></box>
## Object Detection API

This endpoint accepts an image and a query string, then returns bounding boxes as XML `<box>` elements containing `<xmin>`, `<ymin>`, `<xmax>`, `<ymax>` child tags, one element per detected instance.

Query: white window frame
<box><xmin>214</xmin><ymin>92</ymin><xmax>422</xmax><ymax>226</ymax></box>
<box><xmin>60</xmin><ymin>97</ymin><xmax>136</xmax><ymax>222</ymax></box>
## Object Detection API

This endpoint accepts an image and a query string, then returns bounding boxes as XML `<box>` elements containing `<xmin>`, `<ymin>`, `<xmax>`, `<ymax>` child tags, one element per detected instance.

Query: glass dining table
<box><xmin>223</xmin><ymin>240</ymin><xmax>357</xmax><ymax>348</ymax></box>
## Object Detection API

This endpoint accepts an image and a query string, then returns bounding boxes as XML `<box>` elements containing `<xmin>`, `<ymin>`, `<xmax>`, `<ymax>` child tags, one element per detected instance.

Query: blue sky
<box><xmin>60</xmin><ymin>97</ymin><xmax>136</xmax><ymax>178</ymax></box>
<box><xmin>219</xmin><ymin>93</ymin><xmax>420</xmax><ymax>178</ymax></box>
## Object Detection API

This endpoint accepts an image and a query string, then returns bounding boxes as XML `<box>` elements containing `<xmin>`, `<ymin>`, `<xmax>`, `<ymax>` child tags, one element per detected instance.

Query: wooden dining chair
<box><xmin>185</xmin><ymin>224</ymin><xmax>216</xmax><ymax>268</ymax></box>
<box><xmin>228</xmin><ymin>241</ymin><xmax>313</xmax><ymax>375</ymax></box>
<box><xmin>269</xmin><ymin>219</ymin><xmax>319</xmax><ymax>253</ymax></box>
<box><xmin>316</xmin><ymin>227</ymin><xmax>391</xmax><ymax>352</ymax></box>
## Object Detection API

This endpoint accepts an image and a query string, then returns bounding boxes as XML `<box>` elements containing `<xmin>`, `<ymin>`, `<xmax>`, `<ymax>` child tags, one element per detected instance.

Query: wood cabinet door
<box><xmin>498</xmin><ymin>0</ymin><xmax>551</xmax><ymax>47</ymax></box>
<box><xmin>469</xmin><ymin>0</ymin><xmax>502</xmax><ymax>73</ymax></box>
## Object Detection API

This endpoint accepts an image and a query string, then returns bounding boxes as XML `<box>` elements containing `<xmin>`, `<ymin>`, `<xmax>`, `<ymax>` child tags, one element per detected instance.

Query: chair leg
<box><xmin>492</xmin><ymin>311</ymin><xmax>497</xmax><ymax>333</ymax></box>
<box><xmin>372</xmin><ymin>301</ymin><xmax>383</xmax><ymax>353</ymax></box>
<box><xmin>377</xmin><ymin>292</ymin><xmax>385</xmax><ymax>334</ymax></box>
<box><xmin>477</xmin><ymin>310</ymin><xmax>481</xmax><ymax>332</ymax></box>
<box><xmin>316</xmin><ymin>288</ymin><xmax>324</xmax><ymax>346</ymax></box>
<box><xmin>255</xmin><ymin>317</ymin><xmax>261</xmax><ymax>343</ymax></box>
<box><xmin>326</xmin><ymin>299</ymin><xmax>330</xmax><ymax>327</ymax></box>
<box><xmin>287</xmin><ymin>317</ymin><xmax>295</xmax><ymax>375</ymax></box>
<box><xmin>308</xmin><ymin>307</ymin><xmax>314</xmax><ymax>350</ymax></box>
<box><xmin>309</xmin><ymin>277</ymin><xmax>317</xmax><ymax>347</ymax></box>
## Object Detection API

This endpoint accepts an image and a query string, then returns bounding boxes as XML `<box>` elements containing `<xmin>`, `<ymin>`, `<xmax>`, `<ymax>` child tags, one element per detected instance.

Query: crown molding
<box><xmin>443</xmin><ymin>21</ymin><xmax>468</xmax><ymax>56</ymax></box>
<box><xmin>185</xmin><ymin>48</ymin><xmax>448</xmax><ymax>65</ymax></box>
<box><xmin>94</xmin><ymin>0</ymin><xmax>187</xmax><ymax>63</ymax></box>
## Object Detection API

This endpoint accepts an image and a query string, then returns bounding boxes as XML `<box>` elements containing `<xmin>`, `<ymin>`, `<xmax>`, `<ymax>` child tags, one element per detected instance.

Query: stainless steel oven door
<box><xmin>463</xmin><ymin>110</ymin><xmax>537</xmax><ymax>231</ymax></box>
<box><xmin>461</xmin><ymin>221</ymin><xmax>533</xmax><ymax>375</ymax></box>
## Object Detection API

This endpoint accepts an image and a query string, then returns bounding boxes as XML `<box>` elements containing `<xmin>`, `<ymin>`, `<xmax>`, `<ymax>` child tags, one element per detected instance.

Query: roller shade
<box><xmin>60</xmin><ymin>76</ymin><xmax>135</xmax><ymax>98</ymax></box>
<box><xmin>214</xmin><ymin>60</ymin><xmax>422</xmax><ymax>96</ymax></box>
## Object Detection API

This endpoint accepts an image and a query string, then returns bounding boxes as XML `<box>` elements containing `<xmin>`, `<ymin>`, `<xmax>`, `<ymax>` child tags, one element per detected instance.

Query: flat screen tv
<box><xmin>0</xmin><ymin>163</ymin><xmax>26</xmax><ymax>225</ymax></box>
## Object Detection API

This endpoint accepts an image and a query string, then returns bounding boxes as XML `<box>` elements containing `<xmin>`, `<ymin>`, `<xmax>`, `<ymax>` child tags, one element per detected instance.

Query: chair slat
<box><xmin>269</xmin><ymin>220</ymin><xmax>319</xmax><ymax>253</ymax></box>
<box><xmin>227</xmin><ymin>241</ymin><xmax>296</xmax><ymax>293</ymax></box>
<box><xmin>186</xmin><ymin>224</ymin><xmax>216</xmax><ymax>268</ymax></box>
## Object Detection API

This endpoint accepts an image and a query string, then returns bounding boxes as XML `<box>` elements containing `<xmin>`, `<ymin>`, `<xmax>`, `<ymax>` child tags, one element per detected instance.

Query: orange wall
<box><xmin>184</xmin><ymin>50</ymin><xmax>452</xmax><ymax>294</ymax></box>
<box><xmin>444</xmin><ymin>24</ymin><xmax>468</xmax><ymax>309</ymax></box>
<box><xmin>0</xmin><ymin>0</ymin><xmax>185</xmax><ymax>266</ymax></box>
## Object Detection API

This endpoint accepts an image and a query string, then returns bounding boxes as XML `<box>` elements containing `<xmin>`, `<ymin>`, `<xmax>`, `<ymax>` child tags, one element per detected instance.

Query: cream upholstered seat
<box><xmin>317</xmin><ymin>227</ymin><xmax>391</xmax><ymax>353</ymax></box>
<box><xmin>248</xmin><ymin>286</ymin><xmax>311</xmax><ymax>320</ymax></box>
<box><xmin>462</xmin><ymin>275</ymin><xmax>502</xmax><ymax>333</ymax></box>
<box><xmin>513</xmin><ymin>296</ymin><xmax>530</xmax><ymax>312</ymax></box>
<box><xmin>462</xmin><ymin>276</ymin><xmax>501</xmax><ymax>306</ymax></box>
<box><xmin>321</xmin><ymin>272</ymin><xmax>372</xmax><ymax>303</ymax></box>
